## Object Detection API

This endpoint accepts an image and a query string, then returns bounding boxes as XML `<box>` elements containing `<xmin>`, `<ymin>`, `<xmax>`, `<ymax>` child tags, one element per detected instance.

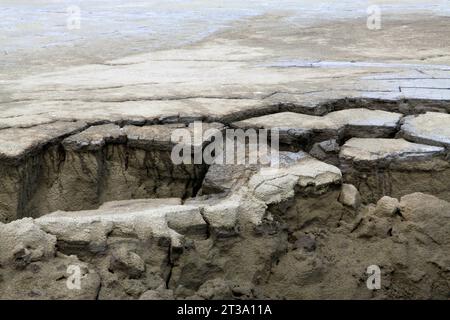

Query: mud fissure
<box><xmin>1</xmin><ymin>98</ymin><xmax>449</xmax><ymax>222</ymax></box>
<box><xmin>0</xmin><ymin>138</ymin><xmax>210</xmax><ymax>222</ymax></box>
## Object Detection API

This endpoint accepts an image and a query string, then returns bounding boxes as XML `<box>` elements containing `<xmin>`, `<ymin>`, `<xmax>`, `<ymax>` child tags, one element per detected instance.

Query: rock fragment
<box><xmin>374</xmin><ymin>196</ymin><xmax>400</xmax><ymax>218</ymax></box>
<box><xmin>400</xmin><ymin>112</ymin><xmax>450</xmax><ymax>147</ymax></box>
<box><xmin>340</xmin><ymin>138</ymin><xmax>445</xmax><ymax>163</ymax></box>
<box><xmin>248</xmin><ymin>152</ymin><xmax>342</xmax><ymax>205</ymax></box>
<box><xmin>309</xmin><ymin>139</ymin><xmax>340</xmax><ymax>165</ymax></box>
<box><xmin>0</xmin><ymin>218</ymin><xmax>57</xmax><ymax>268</ymax></box>
<box><xmin>338</xmin><ymin>184</ymin><xmax>361</xmax><ymax>209</ymax></box>
<box><xmin>110</xmin><ymin>248</ymin><xmax>146</xmax><ymax>279</ymax></box>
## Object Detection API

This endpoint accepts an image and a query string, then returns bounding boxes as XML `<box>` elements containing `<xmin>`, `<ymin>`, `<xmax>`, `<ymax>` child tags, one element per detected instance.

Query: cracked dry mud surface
<box><xmin>1</xmin><ymin>2</ymin><xmax>450</xmax><ymax>299</ymax></box>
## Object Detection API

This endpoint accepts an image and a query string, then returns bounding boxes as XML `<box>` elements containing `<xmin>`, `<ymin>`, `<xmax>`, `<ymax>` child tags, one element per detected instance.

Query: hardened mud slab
<box><xmin>340</xmin><ymin>138</ymin><xmax>450</xmax><ymax>203</ymax></box>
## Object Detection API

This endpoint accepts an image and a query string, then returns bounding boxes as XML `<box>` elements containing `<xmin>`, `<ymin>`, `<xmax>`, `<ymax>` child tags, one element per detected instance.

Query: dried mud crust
<box><xmin>2</xmin><ymin>8</ymin><xmax>450</xmax><ymax>299</ymax></box>
<box><xmin>0</xmin><ymin>96</ymin><xmax>449</xmax><ymax>300</ymax></box>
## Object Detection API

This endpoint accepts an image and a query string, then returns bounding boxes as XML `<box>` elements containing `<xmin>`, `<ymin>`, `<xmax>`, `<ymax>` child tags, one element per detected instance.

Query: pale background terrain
<box><xmin>1</xmin><ymin>0</ymin><xmax>450</xmax><ymax>79</ymax></box>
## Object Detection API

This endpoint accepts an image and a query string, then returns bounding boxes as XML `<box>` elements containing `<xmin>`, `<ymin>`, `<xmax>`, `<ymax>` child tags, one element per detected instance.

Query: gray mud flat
<box><xmin>0</xmin><ymin>1</ymin><xmax>450</xmax><ymax>300</ymax></box>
